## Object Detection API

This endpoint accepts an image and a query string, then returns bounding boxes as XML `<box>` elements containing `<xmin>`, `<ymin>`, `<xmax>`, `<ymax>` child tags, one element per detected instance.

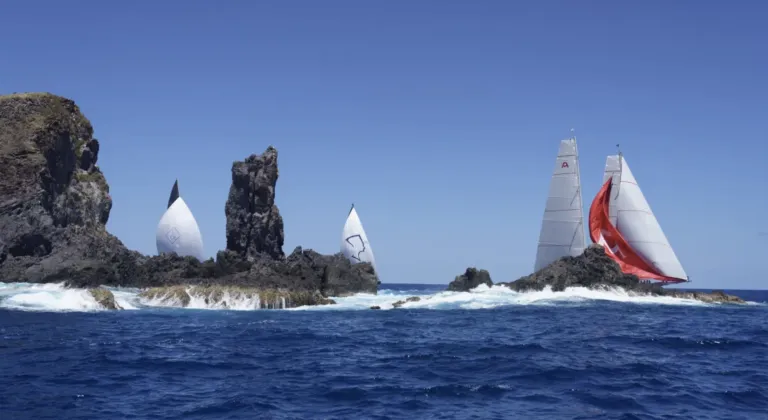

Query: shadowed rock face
<box><xmin>0</xmin><ymin>93</ymin><xmax>129</xmax><ymax>281</ymax></box>
<box><xmin>0</xmin><ymin>92</ymin><xmax>378</xmax><ymax>306</ymax></box>
<box><xmin>225</xmin><ymin>147</ymin><xmax>285</xmax><ymax>261</ymax></box>
<box><xmin>447</xmin><ymin>267</ymin><xmax>493</xmax><ymax>292</ymax></box>
<box><xmin>505</xmin><ymin>244</ymin><xmax>648</xmax><ymax>293</ymax></box>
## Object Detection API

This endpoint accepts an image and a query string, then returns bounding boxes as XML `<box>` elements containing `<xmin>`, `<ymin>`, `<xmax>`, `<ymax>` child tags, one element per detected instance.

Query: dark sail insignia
<box><xmin>345</xmin><ymin>234</ymin><xmax>366</xmax><ymax>262</ymax></box>
<box><xmin>167</xmin><ymin>180</ymin><xmax>180</xmax><ymax>209</ymax></box>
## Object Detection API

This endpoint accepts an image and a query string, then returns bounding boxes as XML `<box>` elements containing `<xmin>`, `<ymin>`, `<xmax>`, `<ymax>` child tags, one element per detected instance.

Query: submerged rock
<box><xmin>0</xmin><ymin>92</ymin><xmax>378</xmax><ymax>305</ymax></box>
<box><xmin>392</xmin><ymin>296</ymin><xmax>421</xmax><ymax>308</ymax></box>
<box><xmin>370</xmin><ymin>306</ymin><xmax>381</xmax><ymax>310</ymax></box>
<box><xmin>447</xmin><ymin>267</ymin><xmax>493</xmax><ymax>292</ymax></box>
<box><xmin>89</xmin><ymin>287</ymin><xmax>121</xmax><ymax>310</ymax></box>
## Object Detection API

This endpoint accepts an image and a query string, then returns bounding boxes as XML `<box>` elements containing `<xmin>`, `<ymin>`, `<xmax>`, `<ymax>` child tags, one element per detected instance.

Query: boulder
<box><xmin>447</xmin><ymin>267</ymin><xmax>493</xmax><ymax>292</ymax></box>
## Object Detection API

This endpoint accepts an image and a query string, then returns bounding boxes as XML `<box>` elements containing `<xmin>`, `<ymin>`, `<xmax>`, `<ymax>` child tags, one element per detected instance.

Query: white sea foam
<box><xmin>291</xmin><ymin>284</ymin><xmax>711</xmax><ymax>311</ymax></box>
<box><xmin>0</xmin><ymin>282</ymin><xmax>750</xmax><ymax>313</ymax></box>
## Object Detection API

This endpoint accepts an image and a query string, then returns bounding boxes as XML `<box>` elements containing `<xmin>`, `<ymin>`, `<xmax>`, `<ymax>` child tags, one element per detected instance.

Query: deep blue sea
<box><xmin>1</xmin><ymin>282</ymin><xmax>766</xmax><ymax>420</ymax></box>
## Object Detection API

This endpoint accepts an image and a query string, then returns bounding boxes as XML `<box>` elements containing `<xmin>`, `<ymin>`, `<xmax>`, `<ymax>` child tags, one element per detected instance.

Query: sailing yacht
<box><xmin>341</xmin><ymin>204</ymin><xmax>378</xmax><ymax>275</ymax></box>
<box><xmin>534</xmin><ymin>134</ymin><xmax>587</xmax><ymax>271</ymax></box>
<box><xmin>588</xmin><ymin>151</ymin><xmax>688</xmax><ymax>283</ymax></box>
<box><xmin>156</xmin><ymin>180</ymin><xmax>205</xmax><ymax>261</ymax></box>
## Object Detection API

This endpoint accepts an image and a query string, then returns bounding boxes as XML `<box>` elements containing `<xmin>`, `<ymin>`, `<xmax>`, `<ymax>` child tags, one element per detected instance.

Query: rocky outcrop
<box><xmin>89</xmin><ymin>287</ymin><xmax>122</xmax><ymax>310</ymax></box>
<box><xmin>494</xmin><ymin>244</ymin><xmax>744</xmax><ymax>304</ymax></box>
<box><xmin>0</xmin><ymin>92</ymin><xmax>378</xmax><ymax>307</ymax></box>
<box><xmin>138</xmin><ymin>285</ymin><xmax>335</xmax><ymax>309</ymax></box>
<box><xmin>225</xmin><ymin>147</ymin><xmax>285</xmax><ymax>261</ymax></box>
<box><xmin>0</xmin><ymin>93</ymin><xmax>138</xmax><ymax>283</ymax></box>
<box><xmin>504</xmin><ymin>245</ymin><xmax>648</xmax><ymax>293</ymax></box>
<box><xmin>447</xmin><ymin>267</ymin><xmax>493</xmax><ymax>292</ymax></box>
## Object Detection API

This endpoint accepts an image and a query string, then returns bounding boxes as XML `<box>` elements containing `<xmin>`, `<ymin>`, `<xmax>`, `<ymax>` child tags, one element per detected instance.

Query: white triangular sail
<box><xmin>534</xmin><ymin>137</ymin><xmax>586</xmax><ymax>271</ymax></box>
<box><xmin>156</xmin><ymin>180</ymin><xmax>205</xmax><ymax>261</ymax></box>
<box><xmin>601</xmin><ymin>154</ymin><xmax>687</xmax><ymax>280</ymax></box>
<box><xmin>341</xmin><ymin>204</ymin><xmax>377</xmax><ymax>274</ymax></box>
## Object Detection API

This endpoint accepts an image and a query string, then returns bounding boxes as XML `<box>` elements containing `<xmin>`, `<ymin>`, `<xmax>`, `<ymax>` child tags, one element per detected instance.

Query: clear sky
<box><xmin>2</xmin><ymin>1</ymin><xmax>766</xmax><ymax>288</ymax></box>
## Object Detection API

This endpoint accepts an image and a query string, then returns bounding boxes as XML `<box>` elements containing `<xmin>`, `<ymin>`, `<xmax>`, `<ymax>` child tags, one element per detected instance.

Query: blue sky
<box><xmin>2</xmin><ymin>1</ymin><xmax>766</xmax><ymax>288</ymax></box>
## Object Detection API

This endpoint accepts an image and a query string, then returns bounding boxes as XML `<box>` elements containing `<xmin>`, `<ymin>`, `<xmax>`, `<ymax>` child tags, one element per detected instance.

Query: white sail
<box><xmin>156</xmin><ymin>180</ymin><xmax>205</xmax><ymax>261</ymax></box>
<box><xmin>341</xmin><ymin>204</ymin><xmax>378</xmax><ymax>274</ymax></box>
<box><xmin>601</xmin><ymin>154</ymin><xmax>687</xmax><ymax>280</ymax></box>
<box><xmin>534</xmin><ymin>137</ymin><xmax>586</xmax><ymax>271</ymax></box>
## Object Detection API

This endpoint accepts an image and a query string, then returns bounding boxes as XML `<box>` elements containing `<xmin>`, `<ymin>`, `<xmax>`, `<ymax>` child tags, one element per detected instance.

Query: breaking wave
<box><xmin>0</xmin><ymin>282</ymin><xmax>749</xmax><ymax>313</ymax></box>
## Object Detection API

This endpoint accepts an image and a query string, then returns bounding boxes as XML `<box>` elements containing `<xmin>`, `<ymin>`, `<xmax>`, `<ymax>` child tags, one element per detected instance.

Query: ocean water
<box><xmin>0</xmin><ymin>283</ymin><xmax>766</xmax><ymax>420</ymax></box>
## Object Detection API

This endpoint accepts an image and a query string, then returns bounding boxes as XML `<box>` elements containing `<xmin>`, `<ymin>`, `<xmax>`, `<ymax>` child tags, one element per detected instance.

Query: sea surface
<box><xmin>0</xmin><ymin>282</ymin><xmax>766</xmax><ymax>420</ymax></box>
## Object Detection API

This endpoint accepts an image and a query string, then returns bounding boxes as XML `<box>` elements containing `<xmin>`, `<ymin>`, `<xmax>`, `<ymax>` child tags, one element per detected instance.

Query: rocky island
<box><xmin>0</xmin><ymin>92</ymin><xmax>378</xmax><ymax>309</ymax></box>
<box><xmin>446</xmin><ymin>245</ymin><xmax>744</xmax><ymax>304</ymax></box>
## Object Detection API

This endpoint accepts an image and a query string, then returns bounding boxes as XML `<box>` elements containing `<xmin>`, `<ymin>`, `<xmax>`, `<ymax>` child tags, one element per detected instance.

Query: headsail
<box><xmin>156</xmin><ymin>180</ymin><xmax>205</xmax><ymax>261</ymax></box>
<box><xmin>590</xmin><ymin>154</ymin><xmax>687</xmax><ymax>283</ymax></box>
<box><xmin>534</xmin><ymin>137</ymin><xmax>586</xmax><ymax>271</ymax></box>
<box><xmin>341</xmin><ymin>204</ymin><xmax>378</xmax><ymax>275</ymax></box>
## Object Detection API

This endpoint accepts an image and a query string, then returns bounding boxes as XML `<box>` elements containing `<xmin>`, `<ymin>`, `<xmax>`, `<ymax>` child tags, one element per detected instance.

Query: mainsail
<box><xmin>534</xmin><ymin>137</ymin><xmax>586</xmax><ymax>271</ymax></box>
<box><xmin>589</xmin><ymin>154</ymin><xmax>687</xmax><ymax>283</ymax></box>
<box><xmin>156</xmin><ymin>180</ymin><xmax>205</xmax><ymax>261</ymax></box>
<box><xmin>341</xmin><ymin>204</ymin><xmax>378</xmax><ymax>275</ymax></box>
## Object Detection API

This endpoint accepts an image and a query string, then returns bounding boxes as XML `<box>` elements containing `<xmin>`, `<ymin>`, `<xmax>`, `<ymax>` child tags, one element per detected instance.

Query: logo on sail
<box><xmin>345</xmin><ymin>234</ymin><xmax>366</xmax><ymax>262</ymax></box>
<box><xmin>166</xmin><ymin>227</ymin><xmax>181</xmax><ymax>244</ymax></box>
<box><xmin>561</xmin><ymin>161</ymin><xmax>569</xmax><ymax>168</ymax></box>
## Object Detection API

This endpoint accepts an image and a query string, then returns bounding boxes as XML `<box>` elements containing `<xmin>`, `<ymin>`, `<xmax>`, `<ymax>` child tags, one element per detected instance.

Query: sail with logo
<box><xmin>156</xmin><ymin>180</ymin><xmax>205</xmax><ymax>261</ymax></box>
<box><xmin>534</xmin><ymin>134</ymin><xmax>587</xmax><ymax>271</ymax></box>
<box><xmin>341</xmin><ymin>204</ymin><xmax>378</xmax><ymax>275</ymax></box>
<box><xmin>588</xmin><ymin>150</ymin><xmax>688</xmax><ymax>283</ymax></box>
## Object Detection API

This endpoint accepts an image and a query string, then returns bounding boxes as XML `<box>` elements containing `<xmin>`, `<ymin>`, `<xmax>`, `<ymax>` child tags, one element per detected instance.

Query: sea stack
<box><xmin>0</xmin><ymin>92</ymin><xmax>379</xmax><ymax>307</ymax></box>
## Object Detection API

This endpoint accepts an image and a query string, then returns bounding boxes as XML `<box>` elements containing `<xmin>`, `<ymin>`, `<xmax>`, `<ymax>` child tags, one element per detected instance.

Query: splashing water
<box><xmin>0</xmin><ymin>282</ymin><xmax>754</xmax><ymax>313</ymax></box>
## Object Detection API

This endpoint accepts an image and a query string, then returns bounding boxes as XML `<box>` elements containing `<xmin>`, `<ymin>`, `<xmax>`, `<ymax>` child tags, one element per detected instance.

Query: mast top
<box><xmin>349</xmin><ymin>203</ymin><xmax>355</xmax><ymax>215</ymax></box>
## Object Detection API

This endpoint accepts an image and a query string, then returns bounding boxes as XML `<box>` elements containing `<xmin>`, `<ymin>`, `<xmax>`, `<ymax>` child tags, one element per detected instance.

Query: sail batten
<box><xmin>341</xmin><ymin>205</ymin><xmax>378</xmax><ymax>276</ymax></box>
<box><xmin>592</xmin><ymin>154</ymin><xmax>687</xmax><ymax>283</ymax></box>
<box><xmin>534</xmin><ymin>138</ymin><xmax>586</xmax><ymax>272</ymax></box>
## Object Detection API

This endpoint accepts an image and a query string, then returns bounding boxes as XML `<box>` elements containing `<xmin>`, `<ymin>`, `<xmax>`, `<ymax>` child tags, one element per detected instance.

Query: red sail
<box><xmin>588</xmin><ymin>178</ymin><xmax>685</xmax><ymax>283</ymax></box>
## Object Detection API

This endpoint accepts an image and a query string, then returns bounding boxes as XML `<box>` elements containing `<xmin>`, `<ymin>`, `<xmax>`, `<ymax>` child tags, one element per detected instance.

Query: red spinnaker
<box><xmin>588</xmin><ymin>178</ymin><xmax>685</xmax><ymax>283</ymax></box>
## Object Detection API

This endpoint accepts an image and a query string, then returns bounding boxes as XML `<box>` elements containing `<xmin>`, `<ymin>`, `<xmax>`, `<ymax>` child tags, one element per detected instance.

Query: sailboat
<box><xmin>534</xmin><ymin>134</ymin><xmax>586</xmax><ymax>271</ymax></box>
<box><xmin>588</xmin><ymin>150</ymin><xmax>688</xmax><ymax>283</ymax></box>
<box><xmin>156</xmin><ymin>180</ymin><xmax>205</xmax><ymax>261</ymax></box>
<box><xmin>341</xmin><ymin>204</ymin><xmax>378</xmax><ymax>275</ymax></box>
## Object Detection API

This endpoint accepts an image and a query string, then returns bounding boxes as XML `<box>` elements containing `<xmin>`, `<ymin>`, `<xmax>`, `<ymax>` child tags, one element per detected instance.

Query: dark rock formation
<box><xmin>447</xmin><ymin>267</ymin><xmax>493</xmax><ymax>292</ymax></box>
<box><xmin>504</xmin><ymin>245</ymin><xmax>647</xmax><ymax>293</ymax></box>
<box><xmin>0</xmin><ymin>93</ymin><xmax>136</xmax><ymax>284</ymax></box>
<box><xmin>370</xmin><ymin>305</ymin><xmax>381</xmax><ymax>310</ymax></box>
<box><xmin>0</xmin><ymin>92</ymin><xmax>378</xmax><ymax>307</ymax></box>
<box><xmin>494</xmin><ymin>244</ymin><xmax>744</xmax><ymax>304</ymax></box>
<box><xmin>225</xmin><ymin>147</ymin><xmax>285</xmax><ymax>261</ymax></box>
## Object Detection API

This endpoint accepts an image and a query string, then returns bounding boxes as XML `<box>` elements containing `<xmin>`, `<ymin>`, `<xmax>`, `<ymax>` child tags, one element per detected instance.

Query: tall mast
<box><xmin>571</xmin><ymin>128</ymin><xmax>585</xmax><ymax>246</ymax></box>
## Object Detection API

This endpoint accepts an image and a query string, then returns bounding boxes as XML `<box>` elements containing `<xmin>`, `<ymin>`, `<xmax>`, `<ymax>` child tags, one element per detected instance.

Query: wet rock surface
<box><xmin>0</xmin><ymin>93</ymin><xmax>378</xmax><ymax>306</ymax></box>
<box><xmin>447</xmin><ymin>267</ymin><xmax>493</xmax><ymax>292</ymax></box>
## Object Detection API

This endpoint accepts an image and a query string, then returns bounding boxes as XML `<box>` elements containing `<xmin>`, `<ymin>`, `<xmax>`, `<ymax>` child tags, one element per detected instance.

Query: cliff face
<box><xmin>0</xmin><ymin>92</ymin><xmax>377</xmax><ymax>305</ymax></box>
<box><xmin>0</xmin><ymin>93</ymin><xmax>141</xmax><ymax>283</ymax></box>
